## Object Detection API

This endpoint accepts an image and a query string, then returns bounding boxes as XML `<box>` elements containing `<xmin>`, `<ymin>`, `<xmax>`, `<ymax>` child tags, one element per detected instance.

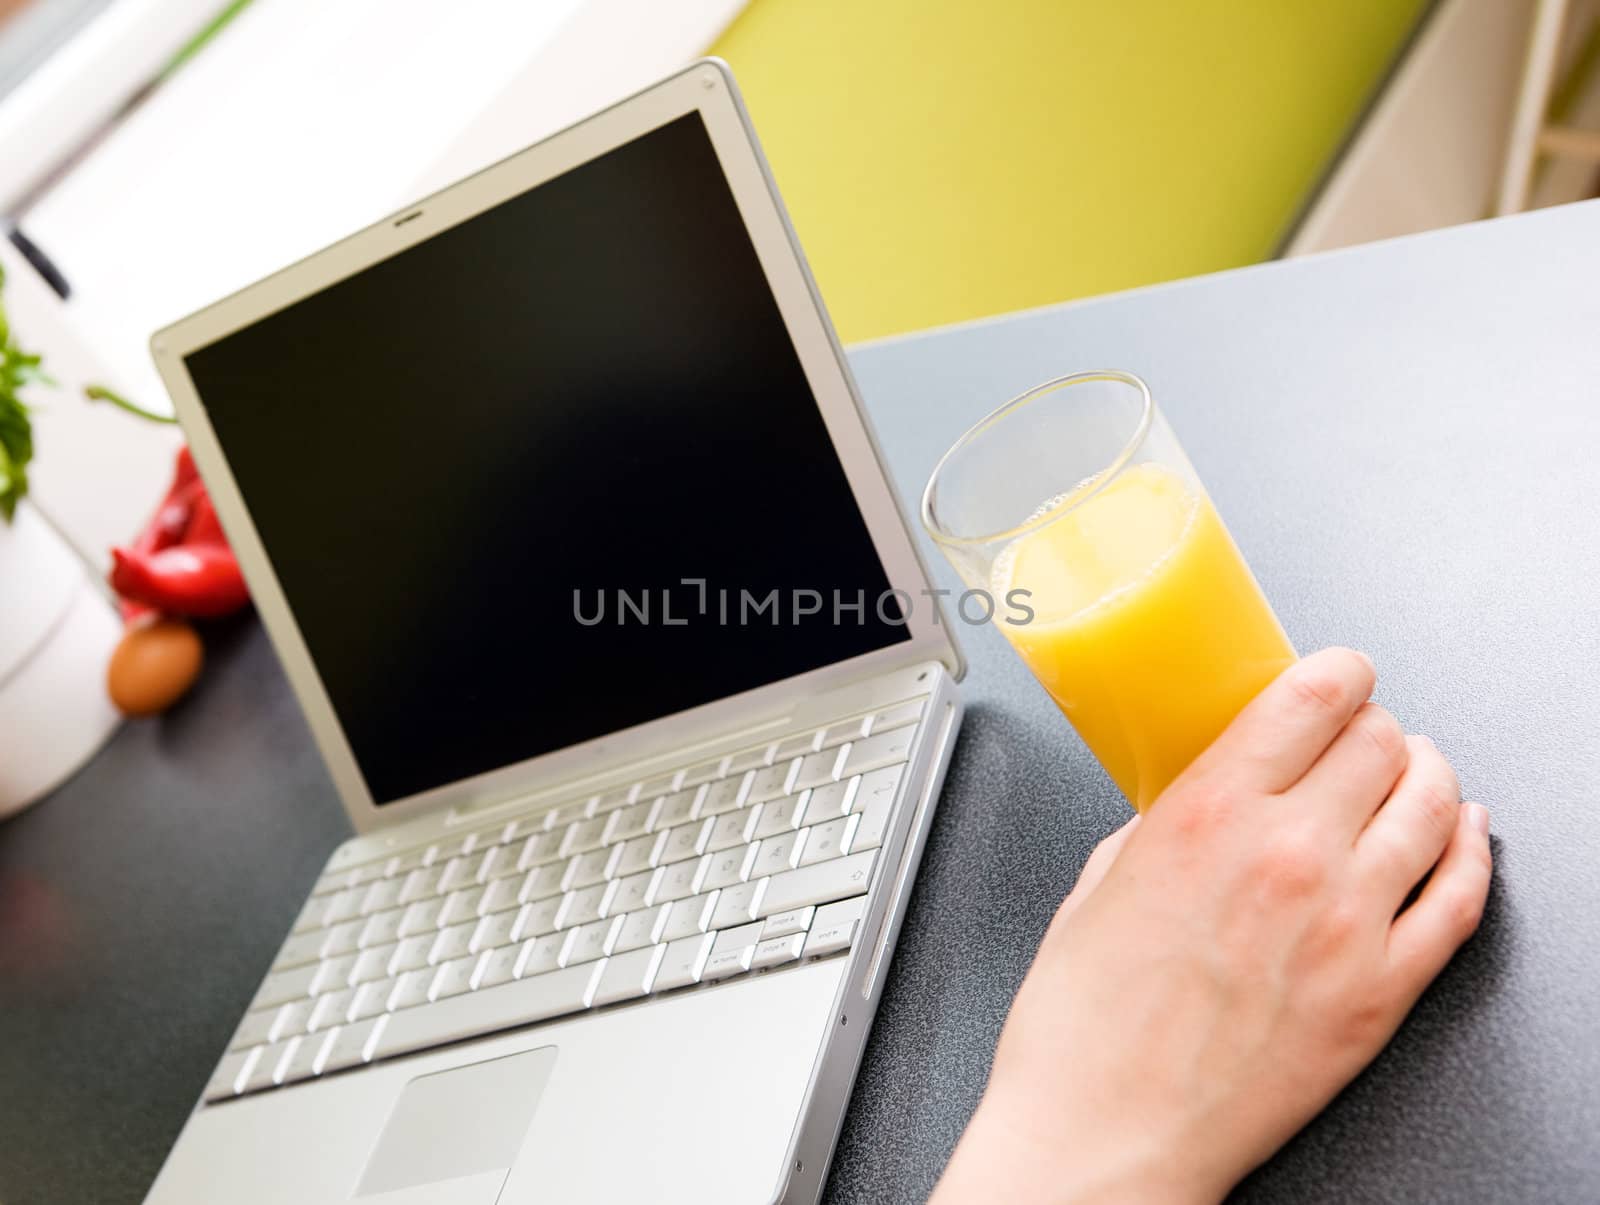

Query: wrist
<box><xmin>934</xmin><ymin>1093</ymin><xmax>1225</xmax><ymax>1205</ymax></box>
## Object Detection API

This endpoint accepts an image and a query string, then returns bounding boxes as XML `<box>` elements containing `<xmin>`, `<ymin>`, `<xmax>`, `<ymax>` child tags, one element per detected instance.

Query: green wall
<box><xmin>714</xmin><ymin>0</ymin><xmax>1428</xmax><ymax>342</ymax></box>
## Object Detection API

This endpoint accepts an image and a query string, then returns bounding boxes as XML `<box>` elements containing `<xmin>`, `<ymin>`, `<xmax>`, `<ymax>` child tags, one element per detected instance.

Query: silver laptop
<box><xmin>144</xmin><ymin>60</ymin><xmax>964</xmax><ymax>1205</ymax></box>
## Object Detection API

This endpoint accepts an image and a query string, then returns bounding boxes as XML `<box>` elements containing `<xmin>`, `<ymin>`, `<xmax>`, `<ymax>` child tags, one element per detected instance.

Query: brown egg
<box><xmin>107</xmin><ymin>619</ymin><xmax>204</xmax><ymax>716</ymax></box>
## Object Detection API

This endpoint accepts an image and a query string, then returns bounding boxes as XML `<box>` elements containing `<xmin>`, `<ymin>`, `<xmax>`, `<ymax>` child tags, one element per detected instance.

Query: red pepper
<box><xmin>120</xmin><ymin>449</ymin><xmax>204</xmax><ymax>623</ymax></box>
<box><xmin>109</xmin><ymin>544</ymin><xmax>249</xmax><ymax>618</ymax></box>
<box><xmin>183</xmin><ymin>487</ymin><xmax>228</xmax><ymax>548</ymax></box>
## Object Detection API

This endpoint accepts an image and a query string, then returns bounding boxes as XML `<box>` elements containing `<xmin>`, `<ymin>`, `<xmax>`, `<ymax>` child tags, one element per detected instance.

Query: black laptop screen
<box><xmin>185</xmin><ymin>113</ymin><xmax>909</xmax><ymax>805</ymax></box>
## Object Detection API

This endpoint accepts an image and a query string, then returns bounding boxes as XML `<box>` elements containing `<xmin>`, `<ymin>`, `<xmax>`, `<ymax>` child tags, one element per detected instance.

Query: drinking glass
<box><xmin>921</xmin><ymin>370</ymin><xmax>1296</xmax><ymax>811</ymax></box>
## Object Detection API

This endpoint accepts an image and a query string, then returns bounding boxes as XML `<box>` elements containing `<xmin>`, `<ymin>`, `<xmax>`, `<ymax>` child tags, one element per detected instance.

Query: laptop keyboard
<box><xmin>204</xmin><ymin>696</ymin><xmax>928</xmax><ymax>1103</ymax></box>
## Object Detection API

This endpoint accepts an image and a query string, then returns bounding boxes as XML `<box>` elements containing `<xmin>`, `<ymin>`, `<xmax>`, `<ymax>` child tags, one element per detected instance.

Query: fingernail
<box><xmin>1465</xmin><ymin>803</ymin><xmax>1490</xmax><ymax>834</ymax></box>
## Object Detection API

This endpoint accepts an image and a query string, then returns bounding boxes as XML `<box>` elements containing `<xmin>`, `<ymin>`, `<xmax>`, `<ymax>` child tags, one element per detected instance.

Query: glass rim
<box><xmin>920</xmin><ymin>369</ymin><xmax>1154</xmax><ymax>549</ymax></box>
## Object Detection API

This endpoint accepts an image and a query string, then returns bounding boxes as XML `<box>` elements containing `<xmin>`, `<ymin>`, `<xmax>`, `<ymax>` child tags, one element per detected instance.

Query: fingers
<box><xmin>1386</xmin><ymin>803</ymin><xmax>1492</xmax><ymax>1001</ymax></box>
<box><xmin>1292</xmin><ymin>702</ymin><xmax>1410</xmax><ymax>833</ymax></box>
<box><xmin>1190</xmin><ymin>647</ymin><xmax>1377</xmax><ymax>794</ymax></box>
<box><xmin>1057</xmin><ymin>814</ymin><xmax>1140</xmax><ymax>919</ymax></box>
<box><xmin>1355</xmin><ymin>736</ymin><xmax>1461</xmax><ymax>901</ymax></box>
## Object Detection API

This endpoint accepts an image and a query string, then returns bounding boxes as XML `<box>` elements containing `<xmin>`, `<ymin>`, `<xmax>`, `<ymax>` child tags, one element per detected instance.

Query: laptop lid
<box><xmin>151</xmin><ymin>60</ymin><xmax>961</xmax><ymax>834</ymax></box>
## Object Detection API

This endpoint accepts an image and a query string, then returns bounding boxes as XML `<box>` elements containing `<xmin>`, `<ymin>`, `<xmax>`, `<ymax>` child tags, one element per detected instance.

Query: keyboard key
<box><xmin>230</xmin><ymin>1007</ymin><xmax>279</xmax><ymax>1051</ymax></box>
<box><xmin>518</xmin><ymin>862</ymin><xmax>566</xmax><ymax>904</ymax></box>
<box><xmin>309</xmin><ymin>988</ymin><xmax>355</xmax><ymax>1031</ymax></box>
<box><xmin>760</xmin><ymin>851</ymin><xmax>876</xmax><ymax>918</ymax></box>
<box><xmin>804</xmin><ymin>895</ymin><xmax>868</xmax><ymax>958</ymax></box>
<box><xmin>793</xmin><ymin>748</ymin><xmax>844</xmax><ymax>791</ymax></box>
<box><xmin>270</xmin><ymin>998</ymin><xmax>311</xmax><ymax>1041</ymax></box>
<box><xmin>513</xmin><ymin>896</ymin><xmax>562</xmax><ymax>941</ymax></box>
<box><xmin>515</xmin><ymin>932</ymin><xmax>566</xmax><ymax>979</ymax></box>
<box><xmin>869</xmin><ymin>698</ymin><xmax>925</xmax><ymax>734</ymax></box>
<box><xmin>563</xmin><ymin>916</ymin><xmax>623</xmax><ymax>966</ymax></box>
<box><xmin>474</xmin><ymin>944</ymin><xmax>522</xmax><ymax>990</ymax></box>
<box><xmin>546</xmin><ymin>798</ymin><xmax>596</xmax><ymax>828</ymax></box>
<box><xmin>636</xmin><ymin>771</ymin><xmax>679</xmax><ymax>799</ymax></box>
<box><xmin>604</xmin><ymin>799</ymin><xmax>657</xmax><ymax>844</ymax></box>
<box><xmin>273</xmin><ymin>928</ymin><xmax>329</xmax><ymax>971</ymax></box>
<box><xmin>555</xmin><ymin>883</ymin><xmax>613</xmax><ymax>929</ymax></box>
<box><xmin>428</xmin><ymin>833</ymin><xmax>475</xmax><ymax>864</ymax></box>
<box><xmin>323</xmin><ymin>1015</ymin><xmax>389</xmax><ymax>1073</ymax></box>
<box><xmin>752</xmin><ymin>793</ymin><xmax>806</xmax><ymax>840</ymax></box>
<box><xmin>723</xmin><ymin>745</ymin><xmax>772</xmax><ymax>775</ymax></box>
<box><xmin>429</xmin><ymin>955</ymin><xmax>478</xmax><ymax>1002</ymax></box>
<box><xmin>614</xmin><ymin>831</ymin><xmax>667</xmax><ymax>877</ymax></box>
<box><xmin>360</xmin><ymin>907</ymin><xmax>406</xmax><ymax>948</ymax></box>
<box><xmin>701</xmin><ymin>843</ymin><xmax>758</xmax><ymax>891</ymax></box>
<box><xmin>244</xmin><ymin>1038</ymin><xmax>294</xmax><ymax>1093</ymax></box>
<box><xmin>398</xmin><ymin>866</ymin><xmax>444</xmax><ymax>907</ymax></box>
<box><xmin>291</xmin><ymin>895</ymin><xmax>329</xmax><ymax>935</ymax></box>
<box><xmin>708</xmin><ymin>879</ymin><xmax>768</xmax><ymax>930</ymax></box>
<box><xmin>282</xmin><ymin>1028</ymin><xmax>336</xmax><ymax>1083</ymax></box>
<box><xmin>660</xmin><ymin>818</ymin><xmax>712</xmax><ymax>864</ymax></box>
<box><xmin>591</xmin><ymin>786</ymin><xmax>634</xmax><ymax>815</ymax></box>
<box><xmin>678</xmin><ymin>760</ymin><xmax>723</xmax><ymax>788</ymax></box>
<box><xmin>397</xmin><ymin>900</ymin><xmax>443</xmax><ymax>939</ymax></box>
<box><xmin>321</xmin><ymin>886</ymin><xmax>365</xmax><ymax>928</ymax></box>
<box><xmin>706</xmin><ymin>806</ymin><xmax>760</xmax><ymax>853</ymax></box>
<box><xmin>471</xmin><ymin>908</ymin><xmax>520</xmax><ymax>954</ymax></box>
<box><xmin>840</xmin><ymin>726</ymin><xmax>916</xmax><ymax>777</ymax></box>
<box><xmin>560</xmin><ymin>816</ymin><xmax>610</xmax><ymax>857</ymax></box>
<box><xmin>613</xmin><ymin>904</ymin><xmax>668</xmax><ymax>953</ymax></box>
<box><xmin>349</xmin><ymin>945</ymin><xmax>394</xmax><ymax>986</ymax></box>
<box><xmin>773</xmin><ymin>730</ymin><xmax>821</xmax><ymax>760</ymax></box>
<box><xmin>752</xmin><ymin>933</ymin><xmax>805</xmax><ymax>970</ymax></box>
<box><xmin>435</xmin><ymin>856</ymin><xmax>475</xmax><ymax>896</ymax></box>
<box><xmin>652</xmin><ymin>788</ymin><xmax>702</xmax><ymax>830</ymax></box>
<box><xmin>654</xmin><ymin>856</ymin><xmax>707</xmax><ymax>904</ymax></box>
<box><xmin>387</xmin><ymin>847</ymin><xmax>432</xmax><ymax>876</ymax></box>
<box><xmin>254</xmin><ymin>963</ymin><xmax>317</xmax><ymax>1010</ymax></box>
<box><xmin>819</xmin><ymin>716</ymin><xmax>870</xmax><ymax>749</ymax></box>
<box><xmin>475</xmin><ymin>846</ymin><xmax>514</xmax><ymax>883</ymax></box>
<box><xmin>479</xmin><ymin>875</ymin><xmax>522</xmax><ymax>916</ymax></box>
<box><xmin>609</xmin><ymin>868</ymin><xmax>660</xmax><ymax>916</ymax></box>
<box><xmin>850</xmin><ymin>764</ymin><xmax>904</xmax><ymax>816</ymax></box>
<box><xmin>751</xmin><ymin>832</ymin><xmax>805</xmax><ymax>879</ymax></box>
<box><xmin>747</xmin><ymin>761</ymin><xmax>795</xmax><ymax>804</ymax></box>
<box><xmin>373</xmin><ymin>963</ymin><xmax>603</xmax><ymax>1061</ymax></box>
<box><xmin>349</xmin><ymin>979</ymin><xmax>394</xmax><ymax>1022</ymax></box>
<box><xmin>660</xmin><ymin>892</ymin><xmax>718</xmax><ymax>942</ymax></box>
<box><xmin>516</xmin><ymin>831</ymin><xmax>564</xmax><ymax>870</ymax></box>
<box><xmin>761</xmin><ymin>906</ymin><xmax>814</xmax><ymax>940</ymax></box>
<box><xmin>703</xmin><ymin>923</ymin><xmax>763</xmax><ymax>981</ymax></box>
<box><xmin>324</xmin><ymin>919</ymin><xmax>365</xmax><ymax>958</ymax></box>
<box><xmin>800</xmin><ymin>815</ymin><xmax>859</xmax><ymax>866</ymax></box>
<box><xmin>205</xmin><ymin>1047</ymin><xmax>260</xmax><ymax>1101</ymax></box>
<box><xmin>700</xmin><ymin>773</ymin><xmax>752</xmax><ymax>817</ymax></box>
<box><xmin>654</xmin><ymin>932</ymin><xmax>714</xmax><ymax>992</ymax></box>
<box><xmin>387</xmin><ymin>969</ymin><xmax>432</xmax><ymax>1012</ymax></box>
<box><xmin>439</xmin><ymin>886</ymin><xmax>487</xmax><ymax>927</ymax></box>
<box><xmin>850</xmin><ymin>782</ymin><xmax>896</xmax><ymax>853</ymax></box>
<box><xmin>562</xmin><ymin>846</ymin><xmax>619</xmax><ymax>892</ymax></box>
<box><xmin>388</xmin><ymin>935</ymin><xmax>434</xmax><ymax>976</ymax></box>
<box><xmin>593</xmin><ymin>944</ymin><xmax>666</xmax><ymax>1007</ymax></box>
<box><xmin>311</xmin><ymin>955</ymin><xmax>357</xmax><ymax>996</ymax></box>
<box><xmin>428</xmin><ymin>922</ymin><xmax>475</xmax><ymax>966</ymax></box>
<box><xmin>359</xmin><ymin>877</ymin><xmax>403</xmax><ymax>917</ymax></box>
<box><xmin>801</xmin><ymin>780</ymin><xmax>854</xmax><ymax>827</ymax></box>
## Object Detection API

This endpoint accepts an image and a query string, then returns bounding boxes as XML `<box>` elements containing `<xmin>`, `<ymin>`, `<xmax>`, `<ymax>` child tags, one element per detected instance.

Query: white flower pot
<box><xmin>0</xmin><ymin>502</ymin><xmax>122</xmax><ymax>818</ymax></box>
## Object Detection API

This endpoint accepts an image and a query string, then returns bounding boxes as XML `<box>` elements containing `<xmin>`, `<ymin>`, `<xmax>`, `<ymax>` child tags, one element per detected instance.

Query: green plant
<box><xmin>0</xmin><ymin>262</ymin><xmax>175</xmax><ymax>524</ymax></box>
<box><xmin>0</xmin><ymin>263</ymin><xmax>45</xmax><ymax>523</ymax></box>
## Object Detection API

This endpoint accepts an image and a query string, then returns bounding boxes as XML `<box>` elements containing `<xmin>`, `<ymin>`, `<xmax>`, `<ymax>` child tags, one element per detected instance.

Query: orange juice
<box><xmin>995</xmin><ymin>462</ymin><xmax>1295</xmax><ymax>810</ymax></box>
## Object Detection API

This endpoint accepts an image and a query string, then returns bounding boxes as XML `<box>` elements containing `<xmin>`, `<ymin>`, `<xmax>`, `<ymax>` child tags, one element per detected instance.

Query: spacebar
<box><xmin>373</xmin><ymin>961</ymin><xmax>605</xmax><ymax>1061</ymax></box>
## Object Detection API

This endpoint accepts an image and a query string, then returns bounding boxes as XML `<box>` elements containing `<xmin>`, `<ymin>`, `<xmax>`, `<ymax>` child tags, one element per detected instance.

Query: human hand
<box><xmin>931</xmin><ymin>648</ymin><xmax>1492</xmax><ymax>1205</ymax></box>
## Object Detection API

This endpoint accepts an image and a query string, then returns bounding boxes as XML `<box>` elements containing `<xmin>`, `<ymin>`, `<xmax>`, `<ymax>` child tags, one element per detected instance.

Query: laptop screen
<box><xmin>184</xmin><ymin>113</ymin><xmax>910</xmax><ymax>806</ymax></box>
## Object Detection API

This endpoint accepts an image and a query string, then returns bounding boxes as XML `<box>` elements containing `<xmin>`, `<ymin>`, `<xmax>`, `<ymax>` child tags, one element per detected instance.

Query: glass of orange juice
<box><xmin>921</xmin><ymin>370</ymin><xmax>1296</xmax><ymax>812</ymax></box>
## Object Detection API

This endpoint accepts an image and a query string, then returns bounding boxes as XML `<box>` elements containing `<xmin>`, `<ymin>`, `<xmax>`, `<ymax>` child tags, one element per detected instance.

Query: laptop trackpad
<box><xmin>353</xmin><ymin>1047</ymin><xmax>557</xmax><ymax>1201</ymax></box>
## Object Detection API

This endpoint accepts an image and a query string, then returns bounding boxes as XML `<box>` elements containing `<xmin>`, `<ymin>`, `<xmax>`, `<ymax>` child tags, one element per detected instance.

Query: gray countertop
<box><xmin>2</xmin><ymin>201</ymin><xmax>1598</xmax><ymax>1203</ymax></box>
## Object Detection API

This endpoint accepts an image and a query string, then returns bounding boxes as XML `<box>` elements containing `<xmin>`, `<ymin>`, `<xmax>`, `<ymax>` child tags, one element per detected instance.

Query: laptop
<box><xmin>144</xmin><ymin>60</ymin><xmax>964</xmax><ymax>1205</ymax></box>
